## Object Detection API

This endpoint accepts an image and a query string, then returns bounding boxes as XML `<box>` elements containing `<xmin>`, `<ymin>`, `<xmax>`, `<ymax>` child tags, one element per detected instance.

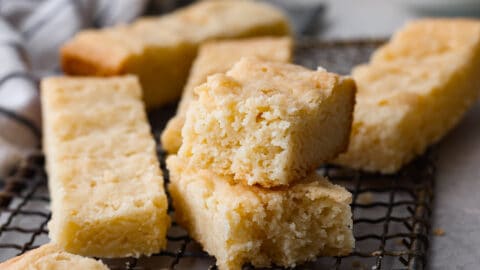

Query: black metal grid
<box><xmin>0</xmin><ymin>40</ymin><xmax>434</xmax><ymax>269</ymax></box>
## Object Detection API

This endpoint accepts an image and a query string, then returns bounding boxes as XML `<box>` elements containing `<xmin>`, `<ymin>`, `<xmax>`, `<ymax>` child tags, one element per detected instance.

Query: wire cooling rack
<box><xmin>0</xmin><ymin>40</ymin><xmax>434</xmax><ymax>270</ymax></box>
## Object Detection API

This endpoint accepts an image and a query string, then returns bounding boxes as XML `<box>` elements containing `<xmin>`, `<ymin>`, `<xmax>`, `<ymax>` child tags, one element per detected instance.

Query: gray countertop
<box><xmin>429</xmin><ymin>102</ymin><xmax>480</xmax><ymax>270</ymax></box>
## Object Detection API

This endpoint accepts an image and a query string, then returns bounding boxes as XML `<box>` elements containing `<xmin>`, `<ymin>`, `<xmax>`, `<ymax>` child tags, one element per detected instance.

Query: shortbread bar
<box><xmin>161</xmin><ymin>37</ymin><xmax>293</xmax><ymax>153</ymax></box>
<box><xmin>335</xmin><ymin>19</ymin><xmax>480</xmax><ymax>173</ymax></box>
<box><xmin>0</xmin><ymin>243</ymin><xmax>109</xmax><ymax>270</ymax></box>
<box><xmin>167</xmin><ymin>155</ymin><xmax>353</xmax><ymax>270</ymax></box>
<box><xmin>178</xmin><ymin>58</ymin><xmax>356</xmax><ymax>187</ymax></box>
<box><xmin>41</xmin><ymin>76</ymin><xmax>169</xmax><ymax>257</ymax></box>
<box><xmin>61</xmin><ymin>0</ymin><xmax>290</xmax><ymax>108</ymax></box>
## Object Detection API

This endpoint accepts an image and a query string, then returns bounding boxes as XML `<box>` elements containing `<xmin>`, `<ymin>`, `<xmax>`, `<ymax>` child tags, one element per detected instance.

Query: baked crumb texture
<box><xmin>0</xmin><ymin>243</ymin><xmax>109</xmax><ymax>270</ymax></box>
<box><xmin>178</xmin><ymin>58</ymin><xmax>356</xmax><ymax>187</ymax></box>
<box><xmin>41</xmin><ymin>76</ymin><xmax>170</xmax><ymax>257</ymax></box>
<box><xmin>161</xmin><ymin>37</ymin><xmax>293</xmax><ymax>154</ymax></box>
<box><xmin>61</xmin><ymin>0</ymin><xmax>291</xmax><ymax>108</ymax></box>
<box><xmin>167</xmin><ymin>155</ymin><xmax>354</xmax><ymax>270</ymax></box>
<box><xmin>335</xmin><ymin>18</ymin><xmax>480</xmax><ymax>173</ymax></box>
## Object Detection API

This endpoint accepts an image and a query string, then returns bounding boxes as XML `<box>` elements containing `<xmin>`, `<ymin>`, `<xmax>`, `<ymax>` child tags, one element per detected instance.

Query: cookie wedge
<box><xmin>41</xmin><ymin>76</ymin><xmax>169</xmax><ymax>257</ymax></box>
<box><xmin>335</xmin><ymin>19</ymin><xmax>480</xmax><ymax>173</ymax></box>
<box><xmin>0</xmin><ymin>243</ymin><xmax>109</xmax><ymax>270</ymax></box>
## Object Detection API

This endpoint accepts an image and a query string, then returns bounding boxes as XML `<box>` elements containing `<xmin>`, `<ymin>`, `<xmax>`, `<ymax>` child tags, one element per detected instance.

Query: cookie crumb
<box><xmin>433</xmin><ymin>228</ymin><xmax>445</xmax><ymax>236</ymax></box>
<box><xmin>357</xmin><ymin>192</ymin><xmax>373</xmax><ymax>204</ymax></box>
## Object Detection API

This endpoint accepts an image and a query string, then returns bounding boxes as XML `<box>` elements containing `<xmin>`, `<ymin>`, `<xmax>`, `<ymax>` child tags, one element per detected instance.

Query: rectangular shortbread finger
<box><xmin>161</xmin><ymin>37</ymin><xmax>293</xmax><ymax>153</ymax></box>
<box><xmin>167</xmin><ymin>155</ymin><xmax>354</xmax><ymax>270</ymax></box>
<box><xmin>335</xmin><ymin>19</ymin><xmax>480</xmax><ymax>173</ymax></box>
<box><xmin>61</xmin><ymin>0</ymin><xmax>291</xmax><ymax>108</ymax></box>
<box><xmin>0</xmin><ymin>243</ymin><xmax>109</xmax><ymax>270</ymax></box>
<box><xmin>41</xmin><ymin>76</ymin><xmax>169</xmax><ymax>257</ymax></box>
<box><xmin>178</xmin><ymin>58</ymin><xmax>356</xmax><ymax>187</ymax></box>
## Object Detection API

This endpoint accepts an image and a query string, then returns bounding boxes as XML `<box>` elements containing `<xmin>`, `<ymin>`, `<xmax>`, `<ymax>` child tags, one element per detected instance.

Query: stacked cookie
<box><xmin>167</xmin><ymin>57</ymin><xmax>356</xmax><ymax>270</ymax></box>
<box><xmin>161</xmin><ymin>37</ymin><xmax>293</xmax><ymax>154</ymax></box>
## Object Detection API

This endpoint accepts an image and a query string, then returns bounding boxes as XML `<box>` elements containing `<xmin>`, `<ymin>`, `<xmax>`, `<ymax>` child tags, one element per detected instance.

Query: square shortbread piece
<box><xmin>167</xmin><ymin>155</ymin><xmax>354</xmax><ymax>270</ymax></box>
<box><xmin>335</xmin><ymin>19</ymin><xmax>480</xmax><ymax>173</ymax></box>
<box><xmin>178</xmin><ymin>58</ymin><xmax>356</xmax><ymax>187</ymax></box>
<box><xmin>0</xmin><ymin>243</ymin><xmax>109</xmax><ymax>270</ymax></box>
<box><xmin>41</xmin><ymin>76</ymin><xmax>169</xmax><ymax>257</ymax></box>
<box><xmin>61</xmin><ymin>0</ymin><xmax>290</xmax><ymax>108</ymax></box>
<box><xmin>161</xmin><ymin>37</ymin><xmax>293</xmax><ymax>153</ymax></box>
